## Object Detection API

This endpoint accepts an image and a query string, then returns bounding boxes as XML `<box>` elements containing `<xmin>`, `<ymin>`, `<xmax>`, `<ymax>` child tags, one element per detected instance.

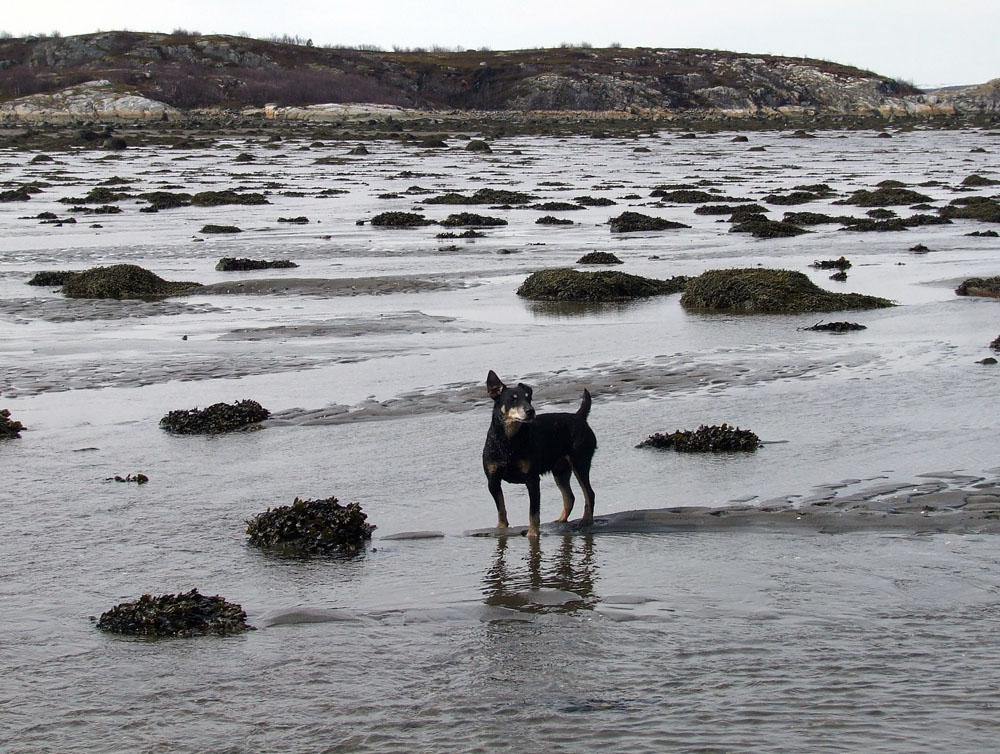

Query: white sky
<box><xmin>6</xmin><ymin>0</ymin><xmax>998</xmax><ymax>89</ymax></box>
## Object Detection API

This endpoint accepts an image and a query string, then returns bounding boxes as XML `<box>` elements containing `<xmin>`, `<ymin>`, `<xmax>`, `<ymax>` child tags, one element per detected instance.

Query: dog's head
<box><xmin>487</xmin><ymin>370</ymin><xmax>536</xmax><ymax>433</ymax></box>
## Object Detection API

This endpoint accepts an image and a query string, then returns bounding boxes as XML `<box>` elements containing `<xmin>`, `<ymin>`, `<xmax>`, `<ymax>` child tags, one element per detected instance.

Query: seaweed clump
<box><xmin>215</xmin><ymin>258</ymin><xmax>298</xmax><ymax>271</ymax></box>
<box><xmin>199</xmin><ymin>224</ymin><xmax>242</xmax><ymax>234</ymax></box>
<box><xmin>637</xmin><ymin>424</ymin><xmax>761</xmax><ymax>452</ymax></box>
<box><xmin>812</xmin><ymin>257</ymin><xmax>852</xmax><ymax>270</ymax></box>
<box><xmin>955</xmin><ymin>276</ymin><xmax>1000</xmax><ymax>298</ymax></box>
<box><xmin>680</xmin><ymin>268</ymin><xmax>894</xmax><ymax>313</ymax></box>
<box><xmin>422</xmin><ymin>188</ymin><xmax>535</xmax><ymax>205</ymax></box>
<box><xmin>62</xmin><ymin>264</ymin><xmax>201</xmax><ymax>299</ymax></box>
<box><xmin>246</xmin><ymin>496</ymin><xmax>375</xmax><ymax>556</ymax></box>
<box><xmin>837</xmin><ymin>187</ymin><xmax>932</xmax><ymax>207</ymax></box>
<box><xmin>28</xmin><ymin>270</ymin><xmax>80</xmax><ymax>286</ymax></box>
<box><xmin>730</xmin><ymin>218</ymin><xmax>808</xmax><ymax>238</ymax></box>
<box><xmin>609</xmin><ymin>211</ymin><xmax>689</xmax><ymax>233</ymax></box>
<box><xmin>96</xmin><ymin>589</ymin><xmax>254</xmax><ymax>637</ymax></box>
<box><xmin>159</xmin><ymin>400</ymin><xmax>270</xmax><ymax>434</ymax></box>
<box><xmin>370</xmin><ymin>211</ymin><xmax>435</xmax><ymax>227</ymax></box>
<box><xmin>577</xmin><ymin>251</ymin><xmax>623</xmax><ymax>265</ymax></box>
<box><xmin>1</xmin><ymin>409</ymin><xmax>25</xmax><ymax>439</ymax></box>
<box><xmin>439</xmin><ymin>212</ymin><xmax>508</xmax><ymax>227</ymax></box>
<box><xmin>802</xmin><ymin>321</ymin><xmax>867</xmax><ymax>332</ymax></box>
<box><xmin>517</xmin><ymin>268</ymin><xmax>686</xmax><ymax>302</ymax></box>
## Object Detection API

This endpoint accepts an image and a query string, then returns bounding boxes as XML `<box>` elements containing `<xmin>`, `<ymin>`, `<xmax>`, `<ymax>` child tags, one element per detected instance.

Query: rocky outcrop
<box><xmin>0</xmin><ymin>80</ymin><xmax>179</xmax><ymax>121</ymax></box>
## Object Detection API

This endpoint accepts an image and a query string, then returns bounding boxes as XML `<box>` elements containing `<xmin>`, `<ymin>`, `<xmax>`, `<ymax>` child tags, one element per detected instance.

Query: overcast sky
<box><xmin>5</xmin><ymin>0</ymin><xmax>998</xmax><ymax>89</ymax></box>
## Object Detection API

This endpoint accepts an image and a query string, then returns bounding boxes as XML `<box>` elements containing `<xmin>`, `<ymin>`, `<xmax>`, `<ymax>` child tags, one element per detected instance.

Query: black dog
<box><xmin>482</xmin><ymin>370</ymin><xmax>597</xmax><ymax>537</ymax></box>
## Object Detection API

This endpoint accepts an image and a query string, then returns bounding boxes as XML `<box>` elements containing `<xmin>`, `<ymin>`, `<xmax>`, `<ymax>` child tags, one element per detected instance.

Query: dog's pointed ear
<box><xmin>486</xmin><ymin>370</ymin><xmax>505</xmax><ymax>399</ymax></box>
<box><xmin>518</xmin><ymin>382</ymin><xmax>533</xmax><ymax>401</ymax></box>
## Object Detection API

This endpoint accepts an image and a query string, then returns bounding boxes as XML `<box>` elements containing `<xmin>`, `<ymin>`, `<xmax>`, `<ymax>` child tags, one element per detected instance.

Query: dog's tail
<box><xmin>577</xmin><ymin>388</ymin><xmax>592</xmax><ymax>420</ymax></box>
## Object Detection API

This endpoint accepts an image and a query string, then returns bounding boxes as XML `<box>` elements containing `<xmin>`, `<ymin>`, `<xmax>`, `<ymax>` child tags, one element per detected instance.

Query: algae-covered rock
<box><xmin>215</xmin><ymin>258</ymin><xmax>298</xmax><ymax>271</ymax></box>
<box><xmin>802</xmin><ymin>321</ymin><xmax>867</xmax><ymax>332</ymax></box>
<box><xmin>1</xmin><ymin>409</ymin><xmax>25</xmax><ymax>439</ymax></box>
<box><xmin>199</xmin><ymin>224</ymin><xmax>242</xmax><ymax>234</ymax></box>
<box><xmin>422</xmin><ymin>188</ymin><xmax>535</xmax><ymax>205</ymax></box>
<box><xmin>139</xmin><ymin>190</ymin><xmax>193</xmax><ymax>212</ymax></box>
<box><xmin>729</xmin><ymin>218</ymin><xmax>808</xmax><ymax>238</ymax></box>
<box><xmin>536</xmin><ymin>215</ymin><xmax>574</xmax><ymax>226</ymax></box>
<box><xmin>370</xmin><ymin>211</ymin><xmax>435</xmax><ymax>227</ymax></box>
<box><xmin>159</xmin><ymin>399</ymin><xmax>270</xmax><ymax>434</ymax></box>
<box><xmin>465</xmin><ymin>139</ymin><xmax>492</xmax><ymax>152</ymax></box>
<box><xmin>577</xmin><ymin>251</ymin><xmax>623</xmax><ymax>265</ymax></box>
<box><xmin>680</xmin><ymin>268</ymin><xmax>894</xmax><ymax>313</ymax></box>
<box><xmin>838</xmin><ymin>187</ymin><xmax>932</xmax><ymax>207</ymax></box>
<box><xmin>246</xmin><ymin>496</ymin><xmax>375</xmax><ymax>556</ymax></box>
<box><xmin>637</xmin><ymin>424</ymin><xmax>761</xmax><ymax>452</ymax></box>
<box><xmin>28</xmin><ymin>270</ymin><xmax>80</xmax><ymax>286</ymax></box>
<box><xmin>439</xmin><ymin>212</ymin><xmax>508</xmax><ymax>227</ymax></box>
<box><xmin>517</xmin><ymin>268</ymin><xmax>686</xmax><ymax>302</ymax></box>
<box><xmin>609</xmin><ymin>211</ymin><xmax>689</xmax><ymax>233</ymax></box>
<box><xmin>939</xmin><ymin>197</ymin><xmax>1000</xmax><ymax>223</ymax></box>
<box><xmin>96</xmin><ymin>589</ymin><xmax>254</xmax><ymax>637</ymax></box>
<box><xmin>62</xmin><ymin>264</ymin><xmax>201</xmax><ymax>299</ymax></box>
<box><xmin>812</xmin><ymin>256</ymin><xmax>852</xmax><ymax>270</ymax></box>
<box><xmin>190</xmin><ymin>190</ymin><xmax>268</xmax><ymax>207</ymax></box>
<box><xmin>955</xmin><ymin>276</ymin><xmax>1000</xmax><ymax>298</ymax></box>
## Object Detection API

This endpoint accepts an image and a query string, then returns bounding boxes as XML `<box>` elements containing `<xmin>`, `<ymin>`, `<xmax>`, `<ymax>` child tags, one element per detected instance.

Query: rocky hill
<box><xmin>0</xmin><ymin>31</ymin><xmax>996</xmax><ymax>120</ymax></box>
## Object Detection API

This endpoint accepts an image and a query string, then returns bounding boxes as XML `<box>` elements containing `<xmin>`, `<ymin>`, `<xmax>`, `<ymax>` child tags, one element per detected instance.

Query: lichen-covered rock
<box><xmin>680</xmin><ymin>268</ymin><xmax>894</xmax><ymax>313</ymax></box>
<box><xmin>955</xmin><ymin>276</ymin><xmax>1000</xmax><ymax>298</ymax></box>
<box><xmin>159</xmin><ymin>399</ymin><xmax>270</xmax><ymax>434</ymax></box>
<box><xmin>1</xmin><ymin>409</ymin><xmax>25</xmax><ymax>439</ymax></box>
<box><xmin>62</xmin><ymin>264</ymin><xmax>201</xmax><ymax>299</ymax></box>
<box><xmin>96</xmin><ymin>589</ymin><xmax>253</xmax><ymax>637</ymax></box>
<box><xmin>577</xmin><ymin>252</ymin><xmax>623</xmax><ymax>265</ymax></box>
<box><xmin>246</xmin><ymin>496</ymin><xmax>375</xmax><ymax>556</ymax></box>
<box><xmin>215</xmin><ymin>258</ymin><xmax>298</xmax><ymax>271</ymax></box>
<box><xmin>517</xmin><ymin>268</ymin><xmax>686</xmax><ymax>302</ymax></box>
<box><xmin>370</xmin><ymin>211</ymin><xmax>434</xmax><ymax>227</ymax></box>
<box><xmin>609</xmin><ymin>211</ymin><xmax>689</xmax><ymax>233</ymax></box>
<box><xmin>28</xmin><ymin>270</ymin><xmax>80</xmax><ymax>286</ymax></box>
<box><xmin>637</xmin><ymin>424</ymin><xmax>761</xmax><ymax>452</ymax></box>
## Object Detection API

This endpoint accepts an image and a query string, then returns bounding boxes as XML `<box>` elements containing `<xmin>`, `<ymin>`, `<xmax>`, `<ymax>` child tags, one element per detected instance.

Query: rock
<box><xmin>0</xmin><ymin>80</ymin><xmax>180</xmax><ymax>121</ymax></box>
<box><xmin>939</xmin><ymin>197</ymin><xmax>1000</xmax><ymax>223</ymax></box>
<box><xmin>729</xmin><ymin>218</ymin><xmax>808</xmax><ymax>238</ymax></box>
<box><xmin>62</xmin><ymin>264</ymin><xmax>201</xmax><ymax>299</ymax></box>
<box><xmin>370</xmin><ymin>211</ymin><xmax>435</xmax><ymax>227</ymax></box>
<box><xmin>680</xmin><ymin>268</ymin><xmax>895</xmax><ymax>313</ymax></box>
<box><xmin>837</xmin><ymin>187</ymin><xmax>933</xmax><ymax>207</ymax></box>
<box><xmin>910</xmin><ymin>243</ymin><xmax>930</xmax><ymax>253</ymax></box>
<box><xmin>199</xmin><ymin>224</ymin><xmax>242</xmax><ymax>234</ymax></box>
<box><xmin>348</xmin><ymin>144</ymin><xmax>369</xmax><ymax>155</ymax></box>
<box><xmin>977</xmin><ymin>357</ymin><xmax>998</xmax><ymax>365</ymax></box>
<box><xmin>436</xmin><ymin>229</ymin><xmax>484</xmax><ymax>238</ymax></box>
<box><xmin>517</xmin><ymin>268</ymin><xmax>687</xmax><ymax>302</ymax></box>
<box><xmin>609</xmin><ymin>211</ymin><xmax>689</xmax><ymax>233</ymax></box>
<box><xmin>961</xmin><ymin>174</ymin><xmax>1000</xmax><ymax>187</ymax></box>
<box><xmin>215</xmin><ymin>258</ymin><xmax>298</xmax><ymax>271</ymax></box>
<box><xmin>438</xmin><ymin>212</ymin><xmax>508</xmax><ymax>227</ymax></box>
<box><xmin>422</xmin><ymin>188</ymin><xmax>535</xmax><ymax>205</ymax></box>
<box><xmin>140</xmin><ymin>191</ymin><xmax>193</xmax><ymax>212</ymax></box>
<box><xmin>246</xmin><ymin>496</ymin><xmax>375</xmax><ymax>556</ymax></box>
<box><xmin>159</xmin><ymin>400</ymin><xmax>270</xmax><ymax>434</ymax></box>
<box><xmin>465</xmin><ymin>139</ymin><xmax>492</xmax><ymax>152</ymax></box>
<box><xmin>574</xmin><ymin>195</ymin><xmax>617</xmax><ymax>207</ymax></box>
<box><xmin>536</xmin><ymin>215</ymin><xmax>574</xmax><ymax>226</ymax></box>
<box><xmin>812</xmin><ymin>256</ymin><xmax>852</xmax><ymax>270</ymax></box>
<box><xmin>530</xmin><ymin>201</ymin><xmax>584</xmax><ymax>211</ymax></box>
<box><xmin>637</xmin><ymin>424</ymin><xmax>761</xmax><ymax>452</ymax></box>
<box><xmin>956</xmin><ymin>276</ymin><xmax>1000</xmax><ymax>298</ymax></box>
<box><xmin>577</xmin><ymin>251</ymin><xmax>622</xmax><ymax>265</ymax></box>
<box><xmin>990</xmin><ymin>335</ymin><xmax>1000</xmax><ymax>351</ymax></box>
<box><xmin>96</xmin><ymin>589</ymin><xmax>254</xmax><ymax>637</ymax></box>
<box><xmin>28</xmin><ymin>270</ymin><xmax>79</xmax><ymax>286</ymax></box>
<box><xmin>0</xmin><ymin>409</ymin><xmax>25</xmax><ymax>439</ymax></box>
<box><xmin>190</xmin><ymin>190</ymin><xmax>268</xmax><ymax>207</ymax></box>
<box><xmin>277</xmin><ymin>216</ymin><xmax>309</xmax><ymax>224</ymax></box>
<box><xmin>802</xmin><ymin>321</ymin><xmax>867</xmax><ymax>332</ymax></box>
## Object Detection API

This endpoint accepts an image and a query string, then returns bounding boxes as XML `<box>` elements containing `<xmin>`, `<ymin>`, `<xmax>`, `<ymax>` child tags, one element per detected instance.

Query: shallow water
<box><xmin>2</xmin><ymin>127</ymin><xmax>1000</xmax><ymax>753</ymax></box>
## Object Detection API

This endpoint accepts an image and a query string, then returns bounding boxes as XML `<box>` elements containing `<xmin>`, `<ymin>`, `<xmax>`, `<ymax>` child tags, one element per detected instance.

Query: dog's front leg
<box><xmin>526</xmin><ymin>474</ymin><xmax>542</xmax><ymax>538</ymax></box>
<box><xmin>487</xmin><ymin>474</ymin><xmax>509</xmax><ymax>529</ymax></box>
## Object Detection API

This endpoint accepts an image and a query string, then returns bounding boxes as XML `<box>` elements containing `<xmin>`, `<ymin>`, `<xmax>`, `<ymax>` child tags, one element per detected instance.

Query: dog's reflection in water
<box><xmin>482</xmin><ymin>534</ymin><xmax>597</xmax><ymax>614</ymax></box>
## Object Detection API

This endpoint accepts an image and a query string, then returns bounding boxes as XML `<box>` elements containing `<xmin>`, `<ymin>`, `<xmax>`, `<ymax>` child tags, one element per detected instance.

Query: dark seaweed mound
<box><xmin>215</xmin><ymin>258</ymin><xmax>298</xmax><ymax>271</ymax></box>
<box><xmin>96</xmin><ymin>589</ymin><xmax>254</xmax><ymax>637</ymax></box>
<box><xmin>802</xmin><ymin>321</ymin><xmax>867</xmax><ymax>332</ymax></box>
<box><xmin>190</xmin><ymin>190</ymin><xmax>268</xmax><ymax>207</ymax></box>
<box><xmin>577</xmin><ymin>251</ymin><xmax>623</xmax><ymax>265</ymax></box>
<box><xmin>939</xmin><ymin>197</ymin><xmax>1000</xmax><ymax>223</ymax></box>
<box><xmin>199</xmin><ymin>224</ymin><xmax>242</xmax><ymax>234</ymax></box>
<box><xmin>729</xmin><ymin>218</ymin><xmax>809</xmax><ymax>238</ymax></box>
<box><xmin>439</xmin><ymin>212</ymin><xmax>508</xmax><ymax>227</ymax></box>
<box><xmin>536</xmin><ymin>215</ymin><xmax>574</xmax><ymax>225</ymax></box>
<box><xmin>1</xmin><ymin>409</ymin><xmax>25</xmax><ymax>439</ymax></box>
<box><xmin>370</xmin><ymin>211</ymin><xmax>435</xmax><ymax>227</ymax></box>
<box><xmin>811</xmin><ymin>256</ymin><xmax>852</xmax><ymax>270</ymax></box>
<box><xmin>28</xmin><ymin>270</ymin><xmax>80</xmax><ymax>286</ymax></box>
<box><xmin>422</xmin><ymin>188</ymin><xmax>535</xmax><ymax>205</ymax></box>
<box><xmin>837</xmin><ymin>187</ymin><xmax>932</xmax><ymax>207</ymax></box>
<box><xmin>62</xmin><ymin>264</ymin><xmax>201</xmax><ymax>299</ymax></box>
<box><xmin>246</xmin><ymin>496</ymin><xmax>375</xmax><ymax>556</ymax></box>
<box><xmin>609</xmin><ymin>211</ymin><xmax>689</xmax><ymax>233</ymax></box>
<box><xmin>517</xmin><ymin>268</ymin><xmax>687</xmax><ymax>302</ymax></box>
<box><xmin>637</xmin><ymin>424</ymin><xmax>761</xmax><ymax>452</ymax></box>
<box><xmin>159</xmin><ymin>400</ymin><xmax>270</xmax><ymax>434</ymax></box>
<box><xmin>955</xmin><ymin>276</ymin><xmax>1000</xmax><ymax>298</ymax></box>
<box><xmin>680</xmin><ymin>268</ymin><xmax>894</xmax><ymax>313</ymax></box>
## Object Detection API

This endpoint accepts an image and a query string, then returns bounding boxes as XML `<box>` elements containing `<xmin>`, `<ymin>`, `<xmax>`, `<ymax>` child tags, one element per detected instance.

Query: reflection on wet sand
<box><xmin>482</xmin><ymin>534</ymin><xmax>597</xmax><ymax>613</ymax></box>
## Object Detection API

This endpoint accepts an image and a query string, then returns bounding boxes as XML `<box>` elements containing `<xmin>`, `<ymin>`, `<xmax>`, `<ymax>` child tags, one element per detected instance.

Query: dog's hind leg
<box><xmin>571</xmin><ymin>460</ymin><xmax>596</xmax><ymax>526</ymax></box>
<box><xmin>553</xmin><ymin>467</ymin><xmax>576</xmax><ymax>523</ymax></box>
<box><xmin>487</xmin><ymin>474</ymin><xmax>509</xmax><ymax>529</ymax></box>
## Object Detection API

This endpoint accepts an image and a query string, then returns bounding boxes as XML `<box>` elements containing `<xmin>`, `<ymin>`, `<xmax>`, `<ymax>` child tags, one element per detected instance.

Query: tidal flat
<box><xmin>2</xmin><ymin>126</ymin><xmax>1000</xmax><ymax>753</ymax></box>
